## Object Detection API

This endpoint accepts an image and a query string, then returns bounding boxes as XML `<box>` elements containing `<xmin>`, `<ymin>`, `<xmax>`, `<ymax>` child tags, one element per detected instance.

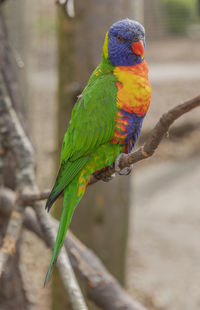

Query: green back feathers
<box><xmin>46</xmin><ymin>62</ymin><xmax>118</xmax><ymax>211</ymax></box>
<box><xmin>61</xmin><ymin>68</ymin><xmax>118</xmax><ymax>161</ymax></box>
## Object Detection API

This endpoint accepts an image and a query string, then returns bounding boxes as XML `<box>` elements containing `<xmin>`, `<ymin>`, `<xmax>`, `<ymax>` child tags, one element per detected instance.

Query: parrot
<box><xmin>44</xmin><ymin>18</ymin><xmax>151</xmax><ymax>285</ymax></box>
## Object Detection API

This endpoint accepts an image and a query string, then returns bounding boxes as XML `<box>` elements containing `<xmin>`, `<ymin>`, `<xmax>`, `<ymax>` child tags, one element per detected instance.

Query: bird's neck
<box><xmin>100</xmin><ymin>54</ymin><xmax>146</xmax><ymax>73</ymax></box>
<box><xmin>114</xmin><ymin>60</ymin><xmax>149</xmax><ymax>79</ymax></box>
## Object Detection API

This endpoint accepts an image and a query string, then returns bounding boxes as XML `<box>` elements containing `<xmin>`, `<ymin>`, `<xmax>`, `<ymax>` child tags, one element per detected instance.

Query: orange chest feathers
<box><xmin>114</xmin><ymin>60</ymin><xmax>152</xmax><ymax>117</ymax></box>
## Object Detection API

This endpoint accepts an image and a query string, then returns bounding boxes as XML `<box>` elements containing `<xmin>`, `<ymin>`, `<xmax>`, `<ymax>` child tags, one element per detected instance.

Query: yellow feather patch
<box><xmin>102</xmin><ymin>32</ymin><xmax>109</xmax><ymax>59</ymax></box>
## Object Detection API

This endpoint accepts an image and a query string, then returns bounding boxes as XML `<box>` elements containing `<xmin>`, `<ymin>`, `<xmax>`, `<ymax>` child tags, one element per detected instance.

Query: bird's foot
<box><xmin>93</xmin><ymin>168</ymin><xmax>115</xmax><ymax>182</ymax></box>
<box><xmin>115</xmin><ymin>153</ymin><xmax>133</xmax><ymax>176</ymax></box>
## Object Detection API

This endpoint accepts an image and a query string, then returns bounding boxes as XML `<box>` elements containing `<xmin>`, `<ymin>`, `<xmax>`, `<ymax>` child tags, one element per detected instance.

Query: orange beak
<box><xmin>131</xmin><ymin>40</ymin><xmax>144</xmax><ymax>59</ymax></box>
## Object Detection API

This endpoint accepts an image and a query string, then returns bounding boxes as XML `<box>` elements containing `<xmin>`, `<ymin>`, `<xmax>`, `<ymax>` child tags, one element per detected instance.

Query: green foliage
<box><xmin>163</xmin><ymin>0</ymin><xmax>197</xmax><ymax>34</ymax></box>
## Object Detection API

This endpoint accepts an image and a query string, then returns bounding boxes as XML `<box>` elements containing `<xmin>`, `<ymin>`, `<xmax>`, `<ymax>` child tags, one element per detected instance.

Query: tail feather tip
<box><xmin>44</xmin><ymin>262</ymin><xmax>54</xmax><ymax>287</ymax></box>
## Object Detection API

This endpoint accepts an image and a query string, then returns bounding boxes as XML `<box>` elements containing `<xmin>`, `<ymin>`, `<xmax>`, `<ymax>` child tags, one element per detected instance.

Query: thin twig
<box><xmin>20</xmin><ymin>189</ymin><xmax>51</xmax><ymax>205</ymax></box>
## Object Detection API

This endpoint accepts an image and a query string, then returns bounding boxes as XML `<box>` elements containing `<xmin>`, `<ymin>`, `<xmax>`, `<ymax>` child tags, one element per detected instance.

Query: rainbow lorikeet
<box><xmin>45</xmin><ymin>18</ymin><xmax>151</xmax><ymax>285</ymax></box>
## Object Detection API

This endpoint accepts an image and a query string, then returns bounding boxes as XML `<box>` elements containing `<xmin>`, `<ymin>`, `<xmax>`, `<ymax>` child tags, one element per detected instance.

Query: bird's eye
<box><xmin>116</xmin><ymin>35</ymin><xmax>124</xmax><ymax>42</ymax></box>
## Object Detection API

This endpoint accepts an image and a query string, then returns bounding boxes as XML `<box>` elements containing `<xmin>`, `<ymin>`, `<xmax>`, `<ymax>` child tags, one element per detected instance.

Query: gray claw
<box><xmin>115</xmin><ymin>153</ymin><xmax>133</xmax><ymax>176</ymax></box>
<box><xmin>102</xmin><ymin>173</ymin><xmax>116</xmax><ymax>182</ymax></box>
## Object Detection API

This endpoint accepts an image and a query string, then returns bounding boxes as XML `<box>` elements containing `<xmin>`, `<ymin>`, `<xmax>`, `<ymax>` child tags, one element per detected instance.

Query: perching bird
<box><xmin>45</xmin><ymin>18</ymin><xmax>151</xmax><ymax>285</ymax></box>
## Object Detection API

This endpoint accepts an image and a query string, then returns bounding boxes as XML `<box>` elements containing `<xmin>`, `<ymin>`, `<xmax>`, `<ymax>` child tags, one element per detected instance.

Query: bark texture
<box><xmin>0</xmin><ymin>7</ymin><xmax>30</xmax><ymax>310</ymax></box>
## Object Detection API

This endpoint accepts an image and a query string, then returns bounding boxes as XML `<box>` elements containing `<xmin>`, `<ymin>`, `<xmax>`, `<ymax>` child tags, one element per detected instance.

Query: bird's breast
<box><xmin>110</xmin><ymin>60</ymin><xmax>151</xmax><ymax>151</ymax></box>
<box><xmin>113</xmin><ymin>60</ymin><xmax>151</xmax><ymax>117</ymax></box>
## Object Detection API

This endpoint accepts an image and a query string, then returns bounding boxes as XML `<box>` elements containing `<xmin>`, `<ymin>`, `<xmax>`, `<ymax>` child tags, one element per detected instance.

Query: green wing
<box><xmin>45</xmin><ymin>157</ymin><xmax>89</xmax><ymax>210</ymax></box>
<box><xmin>46</xmin><ymin>72</ymin><xmax>118</xmax><ymax>210</ymax></box>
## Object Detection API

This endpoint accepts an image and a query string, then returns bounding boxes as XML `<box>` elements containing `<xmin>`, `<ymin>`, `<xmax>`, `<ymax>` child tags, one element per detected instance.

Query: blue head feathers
<box><xmin>103</xmin><ymin>18</ymin><xmax>146</xmax><ymax>67</ymax></box>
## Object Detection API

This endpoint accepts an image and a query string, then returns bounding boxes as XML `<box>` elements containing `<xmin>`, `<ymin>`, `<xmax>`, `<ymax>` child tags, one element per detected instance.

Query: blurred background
<box><xmin>1</xmin><ymin>0</ymin><xmax>200</xmax><ymax>309</ymax></box>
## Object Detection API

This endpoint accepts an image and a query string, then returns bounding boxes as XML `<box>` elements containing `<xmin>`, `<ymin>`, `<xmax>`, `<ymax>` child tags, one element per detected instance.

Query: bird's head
<box><xmin>103</xmin><ymin>18</ymin><xmax>146</xmax><ymax>66</ymax></box>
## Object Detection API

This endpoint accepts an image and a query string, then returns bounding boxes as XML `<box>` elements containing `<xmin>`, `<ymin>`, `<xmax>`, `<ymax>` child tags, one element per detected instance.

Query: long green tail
<box><xmin>44</xmin><ymin>181</ymin><xmax>78</xmax><ymax>286</ymax></box>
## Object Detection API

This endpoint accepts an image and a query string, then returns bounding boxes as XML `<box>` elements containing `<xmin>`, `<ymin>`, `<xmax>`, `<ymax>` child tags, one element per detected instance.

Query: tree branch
<box><xmin>55</xmin><ymin>0</ymin><xmax>75</xmax><ymax>18</ymax></box>
<box><xmin>89</xmin><ymin>95</ymin><xmax>200</xmax><ymax>184</ymax></box>
<box><xmin>18</xmin><ymin>95</ymin><xmax>200</xmax><ymax>199</ymax></box>
<box><xmin>64</xmin><ymin>231</ymin><xmax>146</xmax><ymax>310</ymax></box>
<box><xmin>0</xmin><ymin>73</ymin><xmax>35</xmax><ymax>278</ymax></box>
<box><xmin>34</xmin><ymin>201</ymin><xmax>88</xmax><ymax>310</ymax></box>
<box><xmin>0</xmin><ymin>188</ymin><xmax>147</xmax><ymax>310</ymax></box>
<box><xmin>20</xmin><ymin>189</ymin><xmax>51</xmax><ymax>205</ymax></box>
